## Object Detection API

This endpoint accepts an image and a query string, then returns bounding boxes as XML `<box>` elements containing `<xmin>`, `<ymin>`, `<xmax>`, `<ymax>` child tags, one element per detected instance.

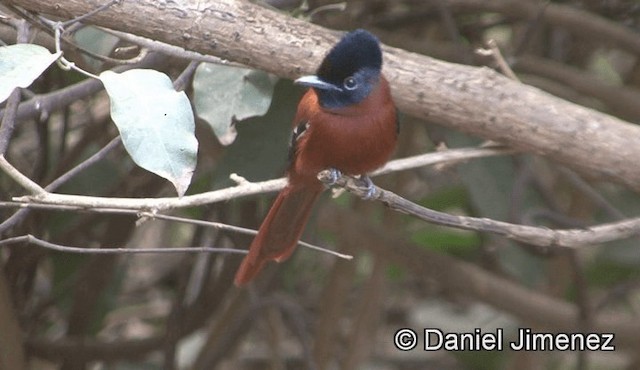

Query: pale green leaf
<box><xmin>193</xmin><ymin>63</ymin><xmax>278</xmax><ymax>145</ymax></box>
<box><xmin>0</xmin><ymin>44</ymin><xmax>61</xmax><ymax>103</ymax></box>
<box><xmin>100</xmin><ymin>69</ymin><xmax>198</xmax><ymax>196</ymax></box>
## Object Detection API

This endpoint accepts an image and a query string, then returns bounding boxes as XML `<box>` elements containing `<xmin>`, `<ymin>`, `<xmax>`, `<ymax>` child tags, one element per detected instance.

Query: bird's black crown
<box><xmin>317</xmin><ymin>29</ymin><xmax>383</xmax><ymax>85</ymax></box>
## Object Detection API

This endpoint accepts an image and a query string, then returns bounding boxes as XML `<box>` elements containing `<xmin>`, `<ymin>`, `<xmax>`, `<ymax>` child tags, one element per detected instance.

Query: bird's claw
<box><xmin>357</xmin><ymin>175</ymin><xmax>376</xmax><ymax>200</ymax></box>
<box><xmin>323</xmin><ymin>169</ymin><xmax>375</xmax><ymax>199</ymax></box>
<box><xmin>326</xmin><ymin>168</ymin><xmax>342</xmax><ymax>185</ymax></box>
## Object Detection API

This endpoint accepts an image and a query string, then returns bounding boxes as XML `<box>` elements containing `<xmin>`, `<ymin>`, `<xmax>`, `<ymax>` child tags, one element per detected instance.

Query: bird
<box><xmin>234</xmin><ymin>29</ymin><xmax>398</xmax><ymax>286</ymax></box>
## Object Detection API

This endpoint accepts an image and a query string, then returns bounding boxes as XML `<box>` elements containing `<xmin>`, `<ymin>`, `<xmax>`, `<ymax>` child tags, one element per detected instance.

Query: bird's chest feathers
<box><xmin>299</xmin><ymin>105</ymin><xmax>395</xmax><ymax>176</ymax></box>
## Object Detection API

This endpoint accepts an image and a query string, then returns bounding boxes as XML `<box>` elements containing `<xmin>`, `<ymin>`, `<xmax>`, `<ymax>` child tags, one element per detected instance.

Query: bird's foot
<box><xmin>355</xmin><ymin>175</ymin><xmax>376</xmax><ymax>200</ymax></box>
<box><xmin>326</xmin><ymin>168</ymin><xmax>343</xmax><ymax>185</ymax></box>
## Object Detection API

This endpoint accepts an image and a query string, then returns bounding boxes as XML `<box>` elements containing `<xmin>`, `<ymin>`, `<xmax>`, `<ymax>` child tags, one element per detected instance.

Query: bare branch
<box><xmin>0</xmin><ymin>234</ymin><xmax>247</xmax><ymax>255</ymax></box>
<box><xmin>46</xmin><ymin>136</ymin><xmax>122</xmax><ymax>191</ymax></box>
<box><xmin>10</xmin><ymin>147</ymin><xmax>514</xmax><ymax>211</ymax></box>
<box><xmin>5</xmin><ymin>0</ymin><xmax>640</xmax><ymax>190</ymax></box>
<box><xmin>475</xmin><ymin>39</ymin><xmax>519</xmax><ymax>81</ymax></box>
<box><xmin>0</xmin><ymin>155</ymin><xmax>46</xmax><ymax>195</ymax></box>
<box><xmin>319</xmin><ymin>170</ymin><xmax>640</xmax><ymax>248</ymax></box>
<box><xmin>372</xmin><ymin>145</ymin><xmax>517</xmax><ymax>176</ymax></box>
<box><xmin>13</xmin><ymin>177</ymin><xmax>287</xmax><ymax>210</ymax></box>
<box><xmin>138</xmin><ymin>212</ymin><xmax>353</xmax><ymax>260</ymax></box>
<box><xmin>0</xmin><ymin>137</ymin><xmax>122</xmax><ymax>233</ymax></box>
<box><xmin>0</xmin><ymin>204</ymin><xmax>353</xmax><ymax>260</ymax></box>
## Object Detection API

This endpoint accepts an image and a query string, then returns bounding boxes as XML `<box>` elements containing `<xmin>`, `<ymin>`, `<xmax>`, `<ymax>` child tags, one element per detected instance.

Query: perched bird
<box><xmin>234</xmin><ymin>29</ymin><xmax>398</xmax><ymax>286</ymax></box>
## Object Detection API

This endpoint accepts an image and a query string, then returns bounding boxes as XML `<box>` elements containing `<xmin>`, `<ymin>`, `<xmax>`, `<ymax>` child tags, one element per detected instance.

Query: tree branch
<box><xmin>5</xmin><ymin>0</ymin><xmax>640</xmax><ymax>191</ymax></box>
<box><xmin>318</xmin><ymin>170</ymin><xmax>640</xmax><ymax>249</ymax></box>
<box><xmin>0</xmin><ymin>155</ymin><xmax>46</xmax><ymax>195</ymax></box>
<box><xmin>0</xmin><ymin>209</ymin><xmax>354</xmax><ymax>260</ymax></box>
<box><xmin>10</xmin><ymin>147</ymin><xmax>514</xmax><ymax>210</ymax></box>
<box><xmin>0</xmin><ymin>234</ymin><xmax>247</xmax><ymax>255</ymax></box>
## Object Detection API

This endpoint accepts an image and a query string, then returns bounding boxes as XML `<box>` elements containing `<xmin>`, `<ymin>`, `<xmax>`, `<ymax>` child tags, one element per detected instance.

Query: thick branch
<box><xmin>6</xmin><ymin>0</ymin><xmax>640</xmax><ymax>191</ymax></box>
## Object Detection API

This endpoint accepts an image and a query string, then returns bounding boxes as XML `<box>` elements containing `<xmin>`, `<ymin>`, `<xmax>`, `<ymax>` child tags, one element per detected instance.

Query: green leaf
<box><xmin>211</xmin><ymin>80</ymin><xmax>298</xmax><ymax>188</ymax></box>
<box><xmin>193</xmin><ymin>63</ymin><xmax>278</xmax><ymax>145</ymax></box>
<box><xmin>100</xmin><ymin>69</ymin><xmax>198</xmax><ymax>196</ymax></box>
<box><xmin>0</xmin><ymin>44</ymin><xmax>61</xmax><ymax>103</ymax></box>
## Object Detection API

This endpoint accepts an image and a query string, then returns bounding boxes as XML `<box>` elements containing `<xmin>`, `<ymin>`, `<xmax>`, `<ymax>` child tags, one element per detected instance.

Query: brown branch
<box><xmin>319</xmin><ymin>170</ymin><xmax>640</xmax><ymax>248</ymax></box>
<box><xmin>5</xmin><ymin>0</ymin><xmax>640</xmax><ymax>191</ymax></box>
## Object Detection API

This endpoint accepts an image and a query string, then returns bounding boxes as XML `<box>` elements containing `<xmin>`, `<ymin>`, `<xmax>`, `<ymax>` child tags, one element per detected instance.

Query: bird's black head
<box><xmin>295</xmin><ymin>29</ymin><xmax>383</xmax><ymax>109</ymax></box>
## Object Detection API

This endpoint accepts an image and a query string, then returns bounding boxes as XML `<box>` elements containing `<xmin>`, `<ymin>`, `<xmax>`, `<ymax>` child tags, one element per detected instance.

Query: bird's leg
<box><xmin>325</xmin><ymin>167</ymin><xmax>343</xmax><ymax>185</ymax></box>
<box><xmin>355</xmin><ymin>175</ymin><xmax>376</xmax><ymax>199</ymax></box>
<box><xmin>322</xmin><ymin>169</ymin><xmax>375</xmax><ymax>199</ymax></box>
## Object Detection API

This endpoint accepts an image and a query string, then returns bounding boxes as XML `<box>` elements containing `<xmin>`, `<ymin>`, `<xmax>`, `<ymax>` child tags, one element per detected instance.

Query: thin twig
<box><xmin>557</xmin><ymin>166</ymin><xmax>626</xmax><ymax>220</ymax></box>
<box><xmin>52</xmin><ymin>23</ymin><xmax>99</xmax><ymax>79</ymax></box>
<box><xmin>476</xmin><ymin>39</ymin><xmax>519</xmax><ymax>81</ymax></box>
<box><xmin>13</xmin><ymin>177</ymin><xmax>287</xmax><ymax>210</ymax></box>
<box><xmin>10</xmin><ymin>146</ymin><xmax>517</xmax><ymax>211</ymax></box>
<box><xmin>372</xmin><ymin>145</ymin><xmax>517</xmax><ymax>176</ymax></box>
<box><xmin>0</xmin><ymin>155</ymin><xmax>46</xmax><ymax>195</ymax></box>
<box><xmin>0</xmin><ymin>234</ymin><xmax>246</xmax><ymax>255</ymax></box>
<box><xmin>173</xmin><ymin>61</ymin><xmax>199</xmax><ymax>92</ymax></box>
<box><xmin>0</xmin><ymin>137</ymin><xmax>121</xmax><ymax>233</ymax></box>
<box><xmin>139</xmin><ymin>212</ymin><xmax>353</xmax><ymax>260</ymax></box>
<box><xmin>60</xmin><ymin>0</ymin><xmax>121</xmax><ymax>27</ymax></box>
<box><xmin>318</xmin><ymin>170</ymin><xmax>640</xmax><ymax>249</ymax></box>
<box><xmin>46</xmin><ymin>136</ymin><xmax>122</xmax><ymax>190</ymax></box>
<box><xmin>0</xmin><ymin>203</ymin><xmax>353</xmax><ymax>260</ymax></box>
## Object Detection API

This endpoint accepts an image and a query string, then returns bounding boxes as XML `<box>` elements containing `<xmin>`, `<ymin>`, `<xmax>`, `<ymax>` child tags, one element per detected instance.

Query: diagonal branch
<box><xmin>4</xmin><ymin>0</ymin><xmax>640</xmax><ymax>191</ymax></box>
<box><xmin>0</xmin><ymin>155</ymin><xmax>46</xmax><ymax>195</ymax></box>
<box><xmin>0</xmin><ymin>213</ymin><xmax>353</xmax><ymax>260</ymax></box>
<box><xmin>318</xmin><ymin>170</ymin><xmax>640</xmax><ymax>249</ymax></box>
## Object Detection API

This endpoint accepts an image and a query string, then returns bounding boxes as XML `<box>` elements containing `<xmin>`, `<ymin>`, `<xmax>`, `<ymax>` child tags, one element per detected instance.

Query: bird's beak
<box><xmin>294</xmin><ymin>75</ymin><xmax>342</xmax><ymax>92</ymax></box>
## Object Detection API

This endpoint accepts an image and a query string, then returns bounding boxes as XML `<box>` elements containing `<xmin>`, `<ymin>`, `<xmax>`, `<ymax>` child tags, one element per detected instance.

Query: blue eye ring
<box><xmin>343</xmin><ymin>76</ymin><xmax>358</xmax><ymax>90</ymax></box>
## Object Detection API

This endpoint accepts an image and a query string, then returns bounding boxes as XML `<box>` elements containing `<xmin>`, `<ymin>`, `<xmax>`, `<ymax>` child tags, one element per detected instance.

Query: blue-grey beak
<box><xmin>294</xmin><ymin>75</ymin><xmax>342</xmax><ymax>92</ymax></box>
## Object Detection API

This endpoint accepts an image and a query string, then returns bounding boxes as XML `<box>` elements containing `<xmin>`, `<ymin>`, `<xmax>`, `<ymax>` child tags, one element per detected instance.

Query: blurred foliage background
<box><xmin>1</xmin><ymin>0</ymin><xmax>640</xmax><ymax>369</ymax></box>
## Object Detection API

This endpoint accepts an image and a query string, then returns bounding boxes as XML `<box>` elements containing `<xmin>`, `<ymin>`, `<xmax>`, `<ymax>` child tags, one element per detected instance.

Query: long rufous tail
<box><xmin>234</xmin><ymin>183</ymin><xmax>323</xmax><ymax>286</ymax></box>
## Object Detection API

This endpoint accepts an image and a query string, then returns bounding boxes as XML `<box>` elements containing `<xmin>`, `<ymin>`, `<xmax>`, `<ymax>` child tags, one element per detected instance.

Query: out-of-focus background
<box><xmin>1</xmin><ymin>0</ymin><xmax>640</xmax><ymax>369</ymax></box>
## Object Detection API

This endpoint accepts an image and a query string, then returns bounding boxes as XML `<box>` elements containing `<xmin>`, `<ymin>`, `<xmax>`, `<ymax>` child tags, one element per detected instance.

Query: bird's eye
<box><xmin>343</xmin><ymin>76</ymin><xmax>358</xmax><ymax>90</ymax></box>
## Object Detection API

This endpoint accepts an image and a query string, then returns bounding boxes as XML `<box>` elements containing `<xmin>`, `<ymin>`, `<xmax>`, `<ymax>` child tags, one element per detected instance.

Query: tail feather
<box><xmin>234</xmin><ymin>183</ymin><xmax>323</xmax><ymax>286</ymax></box>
